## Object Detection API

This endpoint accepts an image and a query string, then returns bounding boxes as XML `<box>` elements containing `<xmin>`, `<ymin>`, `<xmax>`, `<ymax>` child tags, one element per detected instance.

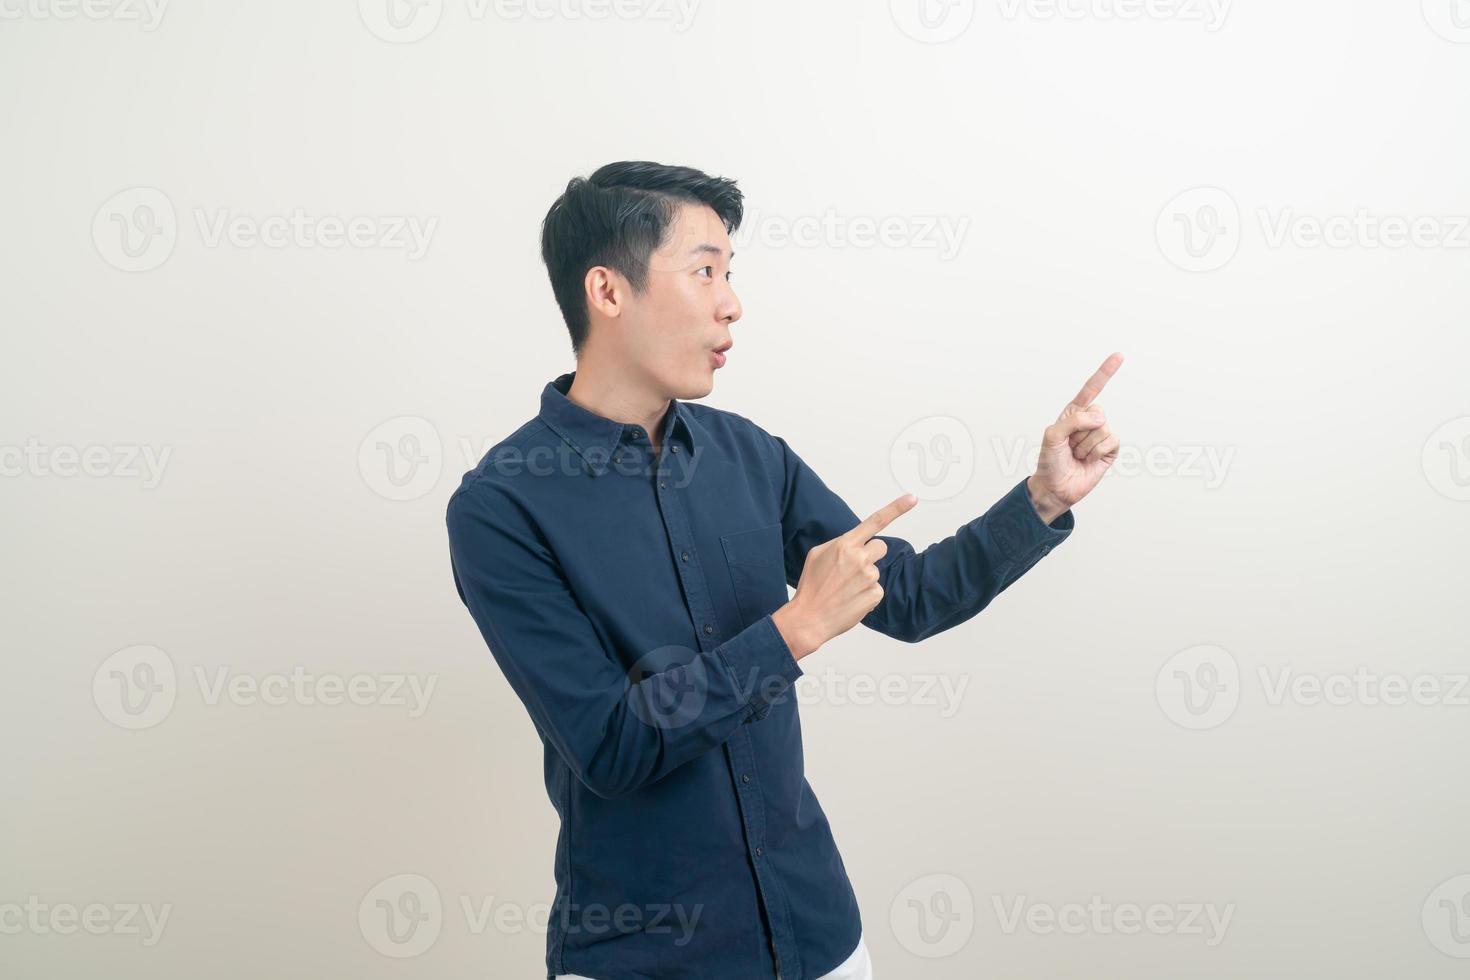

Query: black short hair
<box><xmin>539</xmin><ymin>161</ymin><xmax>744</xmax><ymax>357</ymax></box>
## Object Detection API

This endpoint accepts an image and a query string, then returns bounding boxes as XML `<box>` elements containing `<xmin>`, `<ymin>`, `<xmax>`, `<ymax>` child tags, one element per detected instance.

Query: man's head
<box><xmin>540</xmin><ymin>161</ymin><xmax>744</xmax><ymax>398</ymax></box>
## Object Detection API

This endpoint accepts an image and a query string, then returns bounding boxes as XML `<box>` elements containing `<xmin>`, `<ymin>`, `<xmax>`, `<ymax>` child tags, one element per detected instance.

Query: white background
<box><xmin>3</xmin><ymin>0</ymin><xmax>1469</xmax><ymax>976</ymax></box>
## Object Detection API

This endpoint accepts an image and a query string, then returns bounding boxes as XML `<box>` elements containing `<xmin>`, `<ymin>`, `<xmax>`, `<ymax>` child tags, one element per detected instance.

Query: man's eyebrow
<box><xmin>686</xmin><ymin>243</ymin><xmax>734</xmax><ymax>260</ymax></box>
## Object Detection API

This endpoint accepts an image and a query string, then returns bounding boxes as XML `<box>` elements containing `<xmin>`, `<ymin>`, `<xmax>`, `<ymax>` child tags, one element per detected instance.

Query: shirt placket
<box><xmin>630</xmin><ymin>425</ymin><xmax>804</xmax><ymax>980</ymax></box>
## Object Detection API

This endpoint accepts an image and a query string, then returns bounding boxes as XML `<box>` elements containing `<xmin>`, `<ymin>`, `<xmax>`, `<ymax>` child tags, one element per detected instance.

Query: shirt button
<box><xmin>703</xmin><ymin>624</ymin><xmax>714</xmax><ymax>635</ymax></box>
<box><xmin>755</xmin><ymin>847</ymin><xmax>763</xmax><ymax>857</ymax></box>
<box><xmin>741</xmin><ymin>773</ymin><xmax>751</xmax><ymax>783</ymax></box>
<box><xmin>659</xmin><ymin>482</ymin><xmax>667</xmax><ymax>489</ymax></box>
<box><xmin>670</xmin><ymin>445</ymin><xmax>680</xmax><ymax>453</ymax></box>
<box><xmin>681</xmin><ymin>551</ymin><xmax>690</xmax><ymax>562</ymax></box>
<box><xmin>613</xmin><ymin>454</ymin><xmax>621</xmax><ymax>463</ymax></box>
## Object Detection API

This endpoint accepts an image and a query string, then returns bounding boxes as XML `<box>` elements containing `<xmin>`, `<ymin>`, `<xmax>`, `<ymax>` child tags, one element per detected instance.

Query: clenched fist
<box><xmin>772</xmin><ymin>493</ymin><xmax>918</xmax><ymax>660</ymax></box>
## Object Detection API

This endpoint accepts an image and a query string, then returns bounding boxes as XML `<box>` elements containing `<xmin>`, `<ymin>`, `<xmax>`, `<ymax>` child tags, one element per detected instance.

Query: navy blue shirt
<box><xmin>445</xmin><ymin>370</ymin><xmax>1074</xmax><ymax>980</ymax></box>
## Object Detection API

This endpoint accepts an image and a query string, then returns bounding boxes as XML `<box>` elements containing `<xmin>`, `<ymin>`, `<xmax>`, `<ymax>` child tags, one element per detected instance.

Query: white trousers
<box><xmin>556</xmin><ymin>931</ymin><xmax>873</xmax><ymax>980</ymax></box>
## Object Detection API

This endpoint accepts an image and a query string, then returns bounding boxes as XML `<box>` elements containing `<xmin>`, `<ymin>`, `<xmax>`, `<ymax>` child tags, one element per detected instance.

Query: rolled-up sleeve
<box><xmin>446</xmin><ymin>481</ymin><xmax>802</xmax><ymax>800</ymax></box>
<box><xmin>767</xmin><ymin>432</ymin><xmax>1075</xmax><ymax>644</ymax></box>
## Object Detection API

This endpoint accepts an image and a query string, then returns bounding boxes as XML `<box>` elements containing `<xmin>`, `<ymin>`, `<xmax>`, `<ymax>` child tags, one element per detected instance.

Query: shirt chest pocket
<box><xmin>719</xmin><ymin>522</ymin><xmax>790</xmax><ymax>627</ymax></box>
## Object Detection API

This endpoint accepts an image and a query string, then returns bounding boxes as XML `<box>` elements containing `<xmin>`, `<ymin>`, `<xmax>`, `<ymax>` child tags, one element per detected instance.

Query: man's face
<box><xmin>616</xmin><ymin>202</ymin><xmax>742</xmax><ymax>399</ymax></box>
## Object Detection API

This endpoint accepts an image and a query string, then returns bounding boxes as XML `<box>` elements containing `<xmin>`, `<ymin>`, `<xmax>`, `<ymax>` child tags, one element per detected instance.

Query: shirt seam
<box><xmin>452</xmin><ymin>419</ymin><xmax>553</xmax><ymax>499</ymax></box>
<box><xmin>555</xmin><ymin>761</ymin><xmax>571</xmax><ymax>972</ymax></box>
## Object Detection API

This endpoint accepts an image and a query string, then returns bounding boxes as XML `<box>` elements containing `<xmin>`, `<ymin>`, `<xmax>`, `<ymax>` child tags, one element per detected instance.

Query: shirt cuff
<box><xmin>716</xmin><ymin>614</ymin><xmax>804</xmax><ymax>723</ymax></box>
<box><xmin>983</xmin><ymin>477</ymin><xmax>1076</xmax><ymax>565</ymax></box>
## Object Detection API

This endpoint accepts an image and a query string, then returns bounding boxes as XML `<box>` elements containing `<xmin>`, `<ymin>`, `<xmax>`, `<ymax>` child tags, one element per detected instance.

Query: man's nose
<box><xmin>718</xmin><ymin>283</ymin><xmax>742</xmax><ymax>324</ymax></box>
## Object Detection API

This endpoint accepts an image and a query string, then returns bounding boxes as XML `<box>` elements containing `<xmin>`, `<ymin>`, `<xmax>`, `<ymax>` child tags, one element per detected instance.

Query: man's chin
<box><xmin>675</xmin><ymin>372</ymin><xmax>716</xmax><ymax>401</ymax></box>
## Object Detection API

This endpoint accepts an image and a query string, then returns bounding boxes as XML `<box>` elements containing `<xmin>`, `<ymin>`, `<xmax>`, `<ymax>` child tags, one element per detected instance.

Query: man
<box><xmin>445</xmin><ymin>161</ymin><xmax>1122</xmax><ymax>980</ymax></box>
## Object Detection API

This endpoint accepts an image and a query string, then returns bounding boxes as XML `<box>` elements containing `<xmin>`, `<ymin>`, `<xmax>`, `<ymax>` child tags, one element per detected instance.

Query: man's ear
<box><xmin>584</xmin><ymin>265</ymin><xmax>625</xmax><ymax>320</ymax></box>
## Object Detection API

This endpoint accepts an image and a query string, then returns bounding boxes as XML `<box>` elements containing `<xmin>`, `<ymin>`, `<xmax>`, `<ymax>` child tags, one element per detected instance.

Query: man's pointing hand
<box><xmin>773</xmin><ymin>493</ymin><xmax>918</xmax><ymax>661</ymax></box>
<box><xmin>1027</xmin><ymin>352</ymin><xmax>1125</xmax><ymax>523</ymax></box>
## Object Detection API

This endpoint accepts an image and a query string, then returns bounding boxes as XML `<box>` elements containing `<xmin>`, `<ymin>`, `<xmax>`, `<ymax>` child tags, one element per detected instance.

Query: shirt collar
<box><xmin>538</xmin><ymin>370</ymin><xmax>697</xmax><ymax>477</ymax></box>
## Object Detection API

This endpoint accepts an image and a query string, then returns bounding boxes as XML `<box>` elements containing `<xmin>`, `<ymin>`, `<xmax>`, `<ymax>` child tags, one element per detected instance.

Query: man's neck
<box><xmin>565</xmin><ymin>358</ymin><xmax>670</xmax><ymax>454</ymax></box>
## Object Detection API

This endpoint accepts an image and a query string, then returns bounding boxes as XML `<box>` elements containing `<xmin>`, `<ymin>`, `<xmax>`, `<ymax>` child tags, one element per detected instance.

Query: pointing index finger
<box><xmin>1069</xmin><ymin>351</ymin><xmax>1125</xmax><ymax>408</ymax></box>
<box><xmin>847</xmin><ymin>493</ymin><xmax>917</xmax><ymax>543</ymax></box>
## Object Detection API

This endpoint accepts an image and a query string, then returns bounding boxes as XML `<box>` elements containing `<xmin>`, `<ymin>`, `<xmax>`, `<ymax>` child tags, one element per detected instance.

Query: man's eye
<box><xmin>697</xmin><ymin>266</ymin><xmax>713</xmax><ymax>278</ymax></box>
